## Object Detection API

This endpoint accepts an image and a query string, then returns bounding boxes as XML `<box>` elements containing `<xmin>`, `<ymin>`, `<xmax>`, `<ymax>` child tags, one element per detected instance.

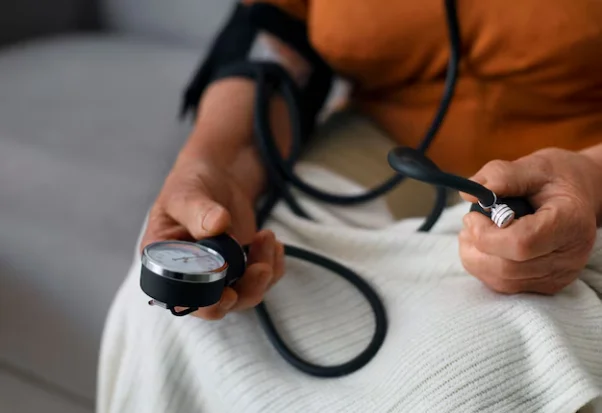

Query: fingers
<box><xmin>459</xmin><ymin>157</ymin><xmax>551</xmax><ymax>204</ymax></box>
<box><xmin>140</xmin><ymin>207</ymin><xmax>192</xmax><ymax>253</ymax></box>
<box><xmin>164</xmin><ymin>229</ymin><xmax>287</xmax><ymax>319</ymax></box>
<box><xmin>271</xmin><ymin>242</ymin><xmax>286</xmax><ymax>288</ymax></box>
<box><xmin>165</xmin><ymin>192</ymin><xmax>231</xmax><ymax>239</ymax></box>
<box><xmin>231</xmin><ymin>263</ymin><xmax>273</xmax><ymax>310</ymax></box>
<box><xmin>462</xmin><ymin>205</ymin><xmax>562</xmax><ymax>261</ymax></box>
<box><xmin>459</xmin><ymin>191</ymin><xmax>479</xmax><ymax>204</ymax></box>
<box><xmin>231</xmin><ymin>230</ymin><xmax>287</xmax><ymax>310</ymax></box>
<box><xmin>247</xmin><ymin>230</ymin><xmax>277</xmax><ymax>267</ymax></box>
<box><xmin>184</xmin><ymin>231</ymin><xmax>279</xmax><ymax>320</ymax></box>
<box><xmin>457</xmin><ymin>149</ymin><xmax>597</xmax><ymax>296</ymax></box>
<box><xmin>183</xmin><ymin>230</ymin><xmax>284</xmax><ymax>318</ymax></box>
<box><xmin>195</xmin><ymin>230</ymin><xmax>285</xmax><ymax>314</ymax></box>
<box><xmin>469</xmin><ymin>158</ymin><xmax>550</xmax><ymax>197</ymax></box>
<box><xmin>184</xmin><ymin>287</ymin><xmax>239</xmax><ymax>321</ymax></box>
<box><xmin>248</xmin><ymin>230</ymin><xmax>286</xmax><ymax>287</ymax></box>
<box><xmin>230</xmin><ymin>230</ymin><xmax>277</xmax><ymax>310</ymax></box>
<box><xmin>458</xmin><ymin>230</ymin><xmax>571</xmax><ymax>295</ymax></box>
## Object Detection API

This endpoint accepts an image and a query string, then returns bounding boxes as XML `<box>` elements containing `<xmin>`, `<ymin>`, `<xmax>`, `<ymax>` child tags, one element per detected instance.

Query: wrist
<box><xmin>176</xmin><ymin>77</ymin><xmax>294</xmax><ymax>203</ymax></box>
<box><xmin>174</xmin><ymin>78</ymin><xmax>270</xmax><ymax>201</ymax></box>
<box><xmin>176</xmin><ymin>133</ymin><xmax>267</xmax><ymax>202</ymax></box>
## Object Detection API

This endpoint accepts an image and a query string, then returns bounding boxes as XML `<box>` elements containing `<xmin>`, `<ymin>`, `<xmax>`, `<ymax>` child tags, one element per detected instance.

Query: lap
<box><xmin>97</xmin><ymin>112</ymin><xmax>602</xmax><ymax>413</ymax></box>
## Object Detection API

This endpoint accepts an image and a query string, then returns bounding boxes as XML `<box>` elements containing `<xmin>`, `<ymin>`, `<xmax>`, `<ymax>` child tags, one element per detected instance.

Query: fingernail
<box><xmin>259</xmin><ymin>272</ymin><xmax>273</xmax><ymax>292</ymax></box>
<box><xmin>463</xmin><ymin>214</ymin><xmax>473</xmax><ymax>228</ymax></box>
<box><xmin>262</xmin><ymin>240</ymin><xmax>272</xmax><ymax>254</ymax></box>
<box><xmin>220</xmin><ymin>297</ymin><xmax>236</xmax><ymax>311</ymax></box>
<box><xmin>261</xmin><ymin>236</ymin><xmax>273</xmax><ymax>254</ymax></box>
<box><xmin>202</xmin><ymin>206</ymin><xmax>223</xmax><ymax>231</ymax></box>
<box><xmin>474</xmin><ymin>176</ymin><xmax>487</xmax><ymax>185</ymax></box>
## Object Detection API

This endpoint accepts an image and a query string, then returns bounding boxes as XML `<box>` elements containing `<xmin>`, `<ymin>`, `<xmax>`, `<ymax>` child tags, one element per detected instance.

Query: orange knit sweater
<box><xmin>246</xmin><ymin>0</ymin><xmax>602</xmax><ymax>176</ymax></box>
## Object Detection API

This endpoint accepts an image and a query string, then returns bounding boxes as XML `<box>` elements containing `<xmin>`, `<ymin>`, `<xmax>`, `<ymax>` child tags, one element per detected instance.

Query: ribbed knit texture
<box><xmin>97</xmin><ymin>164</ymin><xmax>602</xmax><ymax>413</ymax></box>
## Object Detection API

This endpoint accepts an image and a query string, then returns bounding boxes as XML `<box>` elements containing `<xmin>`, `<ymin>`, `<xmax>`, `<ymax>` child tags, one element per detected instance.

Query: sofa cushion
<box><xmin>101</xmin><ymin>0</ymin><xmax>237</xmax><ymax>47</ymax></box>
<box><xmin>0</xmin><ymin>35</ymin><xmax>203</xmax><ymax>401</ymax></box>
<box><xmin>0</xmin><ymin>0</ymin><xmax>98</xmax><ymax>47</ymax></box>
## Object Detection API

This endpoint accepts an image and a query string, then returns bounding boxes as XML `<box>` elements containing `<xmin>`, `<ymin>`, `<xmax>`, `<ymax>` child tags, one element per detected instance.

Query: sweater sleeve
<box><xmin>242</xmin><ymin>0</ymin><xmax>308</xmax><ymax>22</ymax></box>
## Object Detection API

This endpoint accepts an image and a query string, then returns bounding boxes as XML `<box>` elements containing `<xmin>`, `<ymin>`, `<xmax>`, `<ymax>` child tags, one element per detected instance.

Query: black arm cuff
<box><xmin>180</xmin><ymin>3</ymin><xmax>258</xmax><ymax>118</ymax></box>
<box><xmin>180</xmin><ymin>3</ymin><xmax>333</xmax><ymax>139</ymax></box>
<box><xmin>247</xmin><ymin>3</ymin><xmax>325</xmax><ymax>69</ymax></box>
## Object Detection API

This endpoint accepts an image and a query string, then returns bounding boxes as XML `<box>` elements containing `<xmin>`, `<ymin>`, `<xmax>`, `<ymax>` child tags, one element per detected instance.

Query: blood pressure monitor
<box><xmin>136</xmin><ymin>0</ymin><xmax>536</xmax><ymax>376</ymax></box>
<box><xmin>140</xmin><ymin>234</ymin><xmax>247</xmax><ymax>315</ymax></box>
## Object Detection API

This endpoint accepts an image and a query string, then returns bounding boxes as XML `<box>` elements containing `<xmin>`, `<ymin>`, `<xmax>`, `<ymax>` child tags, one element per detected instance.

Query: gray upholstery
<box><xmin>0</xmin><ymin>35</ymin><xmax>203</xmax><ymax>401</ymax></box>
<box><xmin>0</xmin><ymin>0</ymin><xmax>99</xmax><ymax>46</ymax></box>
<box><xmin>101</xmin><ymin>0</ymin><xmax>236</xmax><ymax>45</ymax></box>
<box><xmin>0</xmin><ymin>0</ymin><xmax>244</xmax><ymax>409</ymax></box>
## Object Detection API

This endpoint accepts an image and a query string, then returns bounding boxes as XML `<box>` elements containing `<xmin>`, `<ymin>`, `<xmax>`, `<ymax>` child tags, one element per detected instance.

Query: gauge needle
<box><xmin>172</xmin><ymin>255</ymin><xmax>201</xmax><ymax>263</ymax></box>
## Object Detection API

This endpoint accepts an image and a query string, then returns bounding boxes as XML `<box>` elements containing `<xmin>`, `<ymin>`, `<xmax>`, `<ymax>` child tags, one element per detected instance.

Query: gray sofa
<box><xmin>0</xmin><ymin>1</ymin><xmax>236</xmax><ymax>411</ymax></box>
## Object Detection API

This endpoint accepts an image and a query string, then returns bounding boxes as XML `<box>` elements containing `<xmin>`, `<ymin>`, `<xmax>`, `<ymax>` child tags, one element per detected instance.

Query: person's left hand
<box><xmin>459</xmin><ymin>148</ymin><xmax>602</xmax><ymax>295</ymax></box>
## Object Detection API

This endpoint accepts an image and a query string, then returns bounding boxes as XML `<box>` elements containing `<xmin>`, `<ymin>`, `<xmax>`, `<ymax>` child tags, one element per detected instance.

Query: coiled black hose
<box><xmin>248</xmin><ymin>0</ymin><xmax>462</xmax><ymax>377</ymax></box>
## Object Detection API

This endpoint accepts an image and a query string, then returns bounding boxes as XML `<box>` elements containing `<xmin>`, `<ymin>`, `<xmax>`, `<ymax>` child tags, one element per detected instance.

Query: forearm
<box><xmin>176</xmin><ymin>32</ymin><xmax>312</xmax><ymax>202</ymax></box>
<box><xmin>176</xmin><ymin>78</ymin><xmax>292</xmax><ymax>199</ymax></box>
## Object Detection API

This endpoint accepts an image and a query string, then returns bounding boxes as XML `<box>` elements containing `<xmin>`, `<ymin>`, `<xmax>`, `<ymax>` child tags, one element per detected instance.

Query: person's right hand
<box><xmin>140</xmin><ymin>157</ymin><xmax>286</xmax><ymax>320</ymax></box>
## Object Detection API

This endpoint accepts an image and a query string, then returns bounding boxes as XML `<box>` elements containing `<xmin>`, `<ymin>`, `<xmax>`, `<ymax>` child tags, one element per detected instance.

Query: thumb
<box><xmin>165</xmin><ymin>192</ymin><xmax>232</xmax><ymax>240</ymax></box>
<box><xmin>460</xmin><ymin>158</ymin><xmax>547</xmax><ymax>203</ymax></box>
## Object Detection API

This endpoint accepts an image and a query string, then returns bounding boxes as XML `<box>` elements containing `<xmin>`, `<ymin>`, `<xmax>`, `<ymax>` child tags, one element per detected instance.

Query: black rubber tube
<box><xmin>247</xmin><ymin>0</ymin><xmax>463</xmax><ymax>377</ymax></box>
<box><xmin>255</xmin><ymin>246</ymin><xmax>388</xmax><ymax>377</ymax></box>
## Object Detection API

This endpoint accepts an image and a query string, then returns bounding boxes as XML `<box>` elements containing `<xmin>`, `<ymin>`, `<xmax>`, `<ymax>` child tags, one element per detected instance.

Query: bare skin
<box><xmin>140</xmin><ymin>34</ymin><xmax>311</xmax><ymax>320</ymax></box>
<box><xmin>142</xmin><ymin>26</ymin><xmax>602</xmax><ymax>318</ymax></box>
<box><xmin>460</xmin><ymin>146</ymin><xmax>602</xmax><ymax>294</ymax></box>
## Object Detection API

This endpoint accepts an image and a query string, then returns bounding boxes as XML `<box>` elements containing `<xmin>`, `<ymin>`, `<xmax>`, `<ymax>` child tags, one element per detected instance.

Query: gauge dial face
<box><xmin>145</xmin><ymin>241</ymin><xmax>226</xmax><ymax>274</ymax></box>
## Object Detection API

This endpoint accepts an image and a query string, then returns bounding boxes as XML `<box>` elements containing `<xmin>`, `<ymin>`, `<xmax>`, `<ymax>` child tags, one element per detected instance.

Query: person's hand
<box><xmin>141</xmin><ymin>158</ymin><xmax>285</xmax><ymax>320</ymax></box>
<box><xmin>459</xmin><ymin>148</ymin><xmax>602</xmax><ymax>295</ymax></box>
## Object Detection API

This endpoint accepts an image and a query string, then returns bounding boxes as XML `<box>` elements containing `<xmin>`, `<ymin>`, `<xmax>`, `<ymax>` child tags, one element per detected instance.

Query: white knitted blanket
<box><xmin>97</xmin><ymin>164</ymin><xmax>602</xmax><ymax>413</ymax></box>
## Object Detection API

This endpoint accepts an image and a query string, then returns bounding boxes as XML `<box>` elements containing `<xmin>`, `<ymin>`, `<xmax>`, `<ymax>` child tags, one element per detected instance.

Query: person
<box><xmin>97</xmin><ymin>2</ymin><xmax>602</xmax><ymax>412</ymax></box>
<box><xmin>141</xmin><ymin>0</ymin><xmax>602</xmax><ymax>321</ymax></box>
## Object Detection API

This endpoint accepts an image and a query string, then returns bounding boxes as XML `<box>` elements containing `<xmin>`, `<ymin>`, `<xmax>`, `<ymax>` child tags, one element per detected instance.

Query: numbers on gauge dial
<box><xmin>146</xmin><ymin>241</ymin><xmax>225</xmax><ymax>274</ymax></box>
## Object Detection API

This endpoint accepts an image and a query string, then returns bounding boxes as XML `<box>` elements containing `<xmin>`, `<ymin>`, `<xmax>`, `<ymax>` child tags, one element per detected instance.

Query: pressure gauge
<box><xmin>140</xmin><ymin>234</ymin><xmax>247</xmax><ymax>314</ymax></box>
<box><xmin>142</xmin><ymin>241</ymin><xmax>228</xmax><ymax>282</ymax></box>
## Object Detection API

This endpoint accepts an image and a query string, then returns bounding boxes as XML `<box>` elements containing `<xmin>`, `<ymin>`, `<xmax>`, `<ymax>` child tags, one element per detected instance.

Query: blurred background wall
<box><xmin>0</xmin><ymin>0</ymin><xmax>100</xmax><ymax>47</ymax></box>
<box><xmin>0</xmin><ymin>1</ymin><xmax>236</xmax><ymax>412</ymax></box>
